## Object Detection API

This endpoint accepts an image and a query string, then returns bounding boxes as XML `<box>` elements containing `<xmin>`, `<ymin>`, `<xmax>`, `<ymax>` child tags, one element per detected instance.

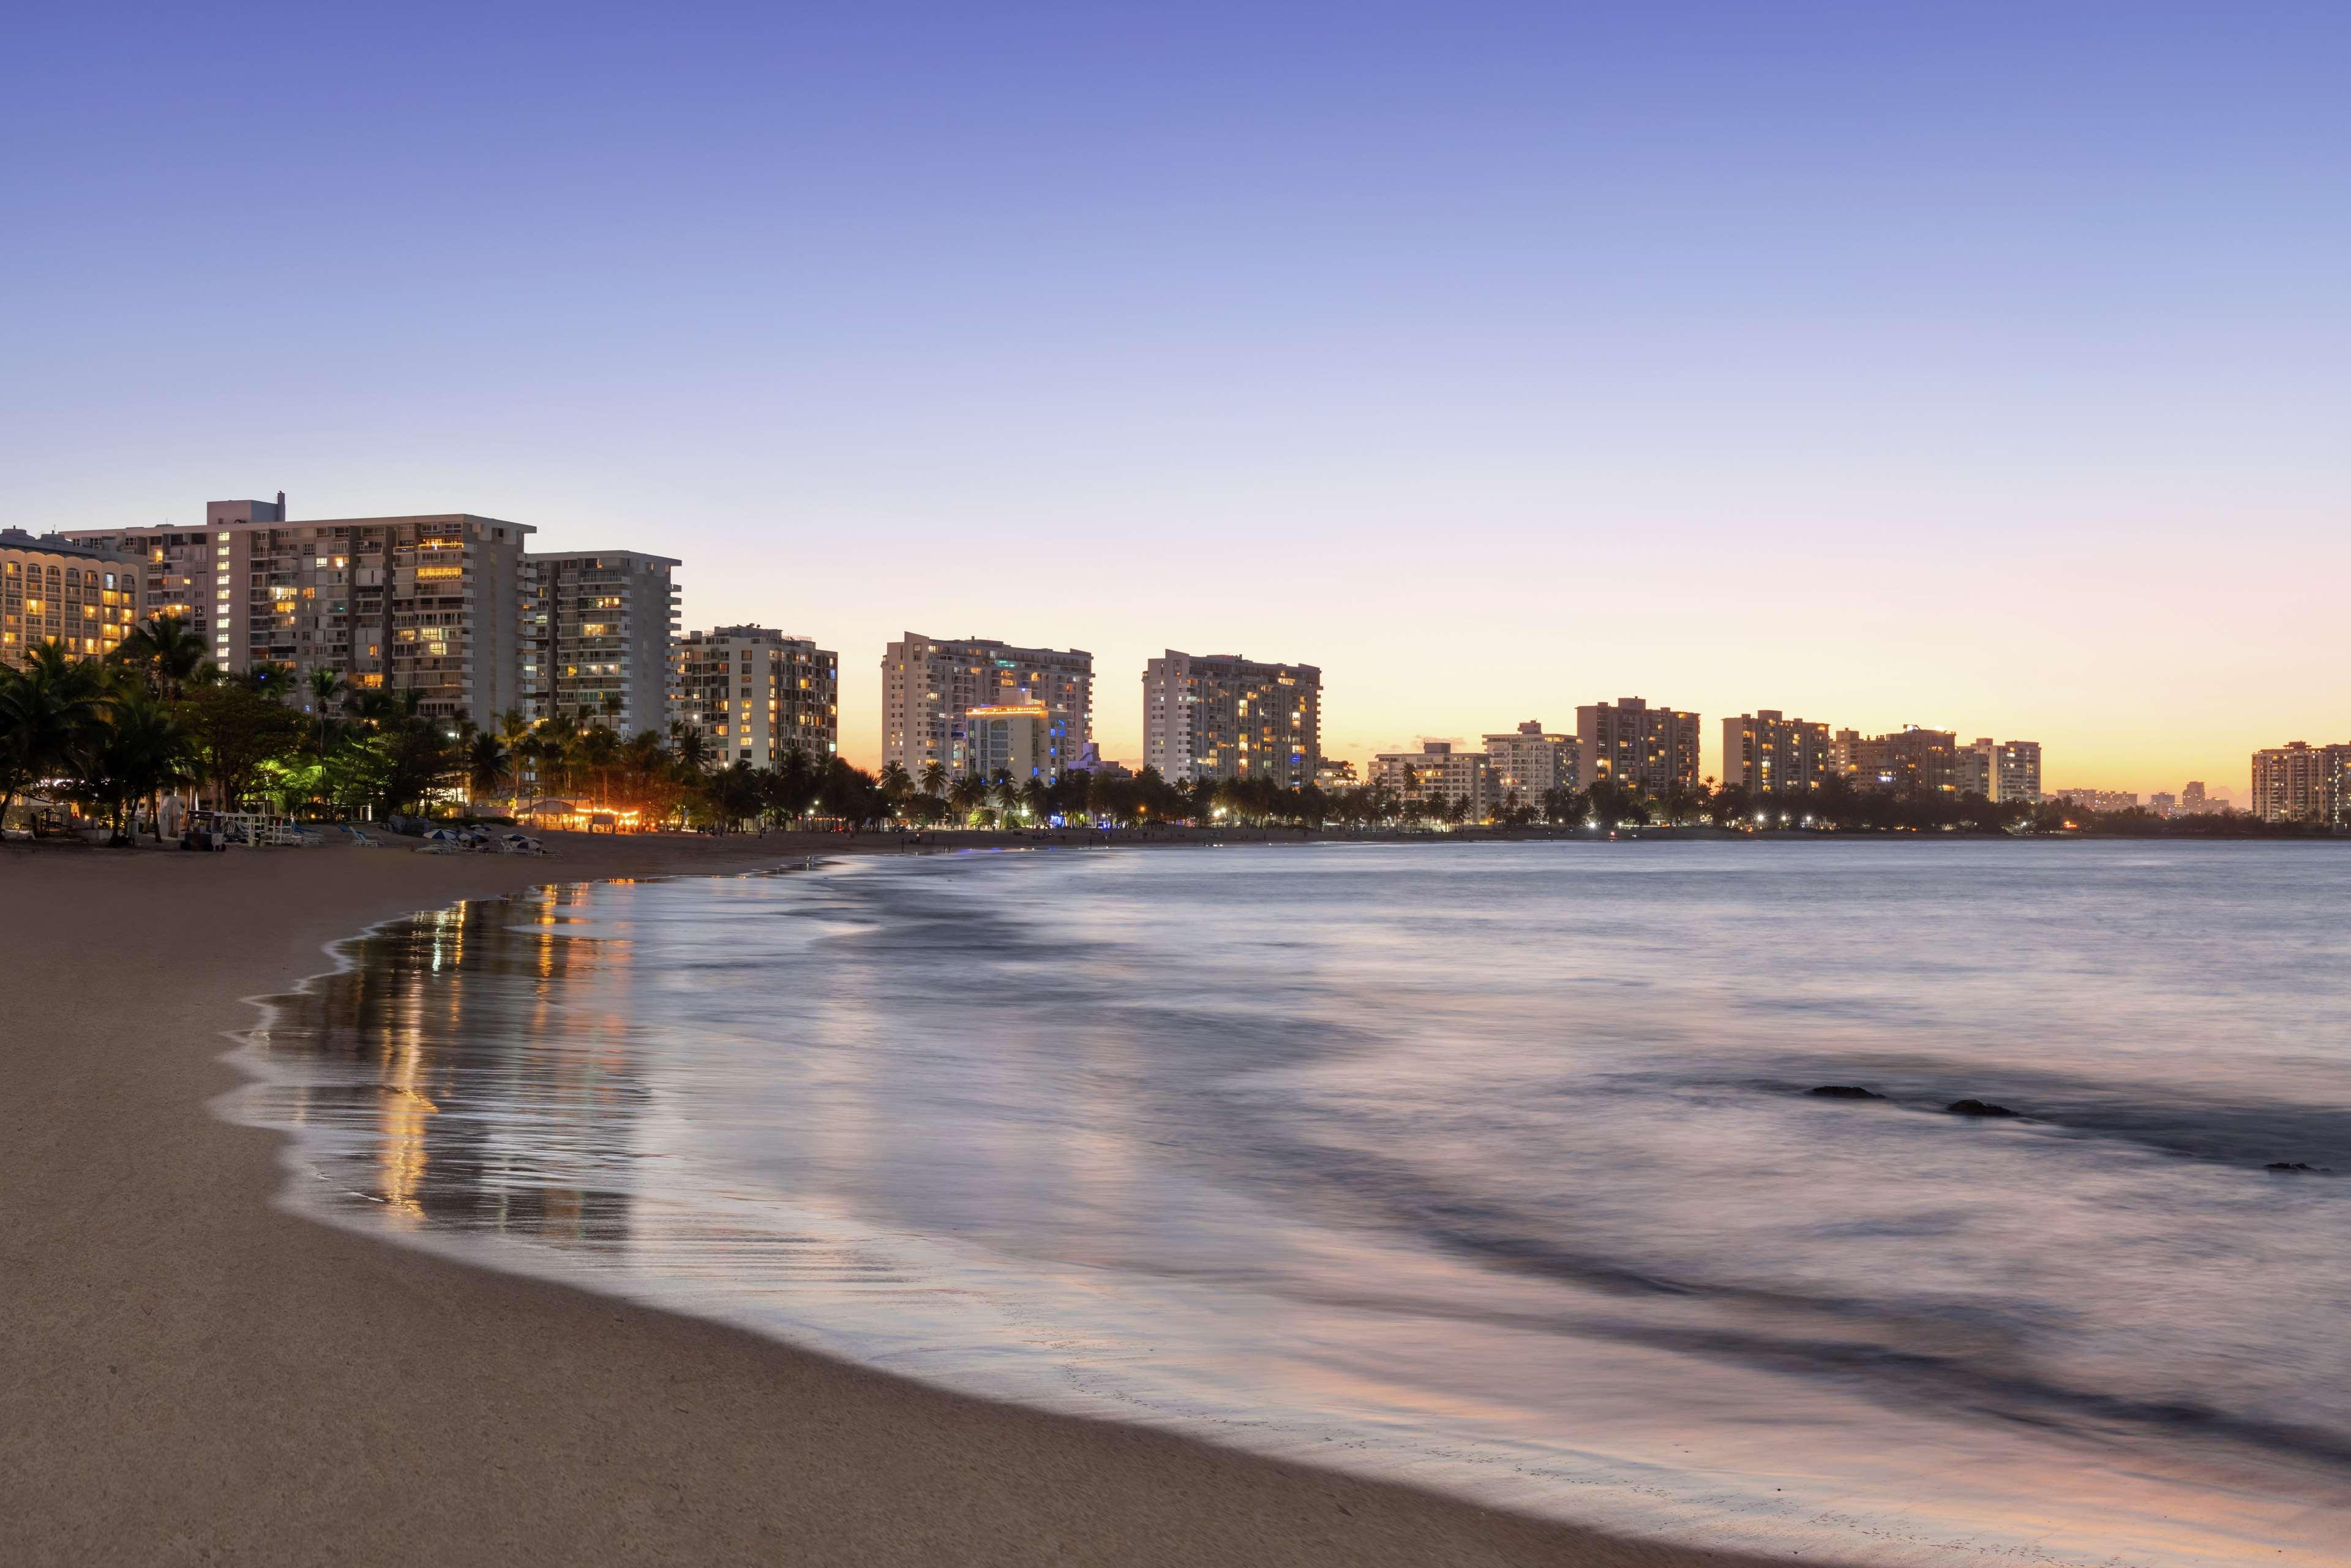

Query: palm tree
<box><xmin>668</xmin><ymin>720</ymin><xmax>711</xmax><ymax>778</ymax></box>
<box><xmin>920</xmin><ymin>760</ymin><xmax>948</xmax><ymax>801</ymax></box>
<box><xmin>467</xmin><ymin>731</ymin><xmax>511</xmax><ymax>809</ymax></box>
<box><xmin>0</xmin><ymin>645</ymin><xmax>108</xmax><ymax>828</ymax></box>
<box><xmin>948</xmin><ymin>770</ymin><xmax>988</xmax><ymax>823</ymax></box>
<box><xmin>990</xmin><ymin>768</ymin><xmax>1019</xmax><ymax>821</ymax></box>
<box><xmin>113</xmin><ymin>613</ymin><xmax>211</xmax><ymax>699</ymax></box>
<box><xmin>305</xmin><ymin>666</ymin><xmax>345</xmax><ymax>753</ymax></box>
<box><xmin>81</xmin><ymin>691</ymin><xmax>196</xmax><ymax>845</ymax></box>
<box><xmin>877</xmin><ymin>761</ymin><xmax>912</xmax><ymax>818</ymax></box>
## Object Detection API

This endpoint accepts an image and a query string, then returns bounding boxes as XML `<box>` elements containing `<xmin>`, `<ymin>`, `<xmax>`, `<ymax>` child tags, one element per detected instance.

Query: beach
<box><xmin>0</xmin><ymin>833</ymin><xmax>1776</xmax><ymax>1568</ymax></box>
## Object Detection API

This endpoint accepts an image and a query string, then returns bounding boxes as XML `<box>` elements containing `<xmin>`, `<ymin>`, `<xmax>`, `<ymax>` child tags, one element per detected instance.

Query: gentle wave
<box><xmin>230</xmin><ymin>841</ymin><xmax>2351</xmax><ymax>1566</ymax></box>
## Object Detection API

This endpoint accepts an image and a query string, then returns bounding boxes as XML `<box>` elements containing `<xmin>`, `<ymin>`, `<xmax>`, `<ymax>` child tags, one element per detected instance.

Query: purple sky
<box><xmin>6</xmin><ymin>3</ymin><xmax>2345</xmax><ymax>789</ymax></box>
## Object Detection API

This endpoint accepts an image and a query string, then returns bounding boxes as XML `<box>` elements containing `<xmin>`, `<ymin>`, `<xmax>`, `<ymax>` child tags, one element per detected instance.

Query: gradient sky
<box><xmin>7</xmin><ymin>4</ymin><xmax>2345</xmax><ymax>793</ymax></box>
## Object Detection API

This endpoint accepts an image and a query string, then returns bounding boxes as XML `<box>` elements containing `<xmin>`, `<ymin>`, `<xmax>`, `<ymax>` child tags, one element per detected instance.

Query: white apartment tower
<box><xmin>522</xmin><ymin>550</ymin><xmax>681</xmax><ymax>733</ymax></box>
<box><xmin>67</xmin><ymin>498</ymin><xmax>533</xmax><ymax>722</ymax></box>
<box><xmin>1482</xmin><ymin>720</ymin><xmax>1576</xmax><ymax>803</ymax></box>
<box><xmin>881</xmin><ymin>633</ymin><xmax>1092</xmax><ymax>779</ymax></box>
<box><xmin>1141</xmin><ymin>650</ymin><xmax>1322</xmax><ymax>787</ymax></box>
<box><xmin>674</xmin><ymin>626</ymin><xmax>839</xmax><ymax>767</ymax></box>
<box><xmin>1369</xmin><ymin>741</ymin><xmax>1496</xmax><ymax>816</ymax></box>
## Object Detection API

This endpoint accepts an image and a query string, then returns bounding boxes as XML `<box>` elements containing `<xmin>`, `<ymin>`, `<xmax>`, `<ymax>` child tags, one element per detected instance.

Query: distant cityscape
<box><xmin>0</xmin><ymin>496</ymin><xmax>2333</xmax><ymax>826</ymax></box>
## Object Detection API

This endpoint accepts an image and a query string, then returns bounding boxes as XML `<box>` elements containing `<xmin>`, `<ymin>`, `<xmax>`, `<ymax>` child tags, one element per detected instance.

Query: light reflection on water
<box><xmin>234</xmin><ymin>842</ymin><xmax>2351</xmax><ymax>1566</ymax></box>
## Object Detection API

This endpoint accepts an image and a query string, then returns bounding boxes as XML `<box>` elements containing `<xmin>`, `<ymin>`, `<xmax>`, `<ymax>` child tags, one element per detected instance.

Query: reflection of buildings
<box><xmin>283</xmin><ymin>888</ymin><xmax>642</xmax><ymax>1242</ymax></box>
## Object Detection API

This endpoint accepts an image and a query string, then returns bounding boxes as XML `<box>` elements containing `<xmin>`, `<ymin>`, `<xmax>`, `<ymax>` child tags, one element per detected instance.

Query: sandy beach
<box><xmin>0</xmin><ymin>832</ymin><xmax>1790</xmax><ymax>1568</ymax></box>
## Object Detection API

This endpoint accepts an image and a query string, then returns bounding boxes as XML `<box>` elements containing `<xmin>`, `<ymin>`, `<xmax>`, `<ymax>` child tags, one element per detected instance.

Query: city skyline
<box><xmin>9</xmin><ymin>9</ymin><xmax>2345</xmax><ymax>795</ymax></box>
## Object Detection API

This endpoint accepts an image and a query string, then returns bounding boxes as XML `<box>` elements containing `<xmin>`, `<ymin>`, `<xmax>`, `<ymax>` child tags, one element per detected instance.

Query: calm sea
<box><xmin>235</xmin><ymin>841</ymin><xmax>2351</xmax><ymax>1565</ymax></box>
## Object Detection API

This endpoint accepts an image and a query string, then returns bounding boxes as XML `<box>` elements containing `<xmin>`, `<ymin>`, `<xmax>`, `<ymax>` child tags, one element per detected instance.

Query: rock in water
<box><xmin>1807</xmin><ymin>1086</ymin><xmax>1883</xmax><ymax>1099</ymax></box>
<box><xmin>1946</xmin><ymin>1099</ymin><xmax>2020</xmax><ymax>1118</ymax></box>
<box><xmin>2265</xmin><ymin>1161</ymin><xmax>2323</xmax><ymax>1173</ymax></box>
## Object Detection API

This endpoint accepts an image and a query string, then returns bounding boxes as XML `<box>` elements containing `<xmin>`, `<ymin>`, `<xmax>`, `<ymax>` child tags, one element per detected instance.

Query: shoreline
<box><xmin>1</xmin><ymin>832</ymin><xmax>1798</xmax><ymax>1567</ymax></box>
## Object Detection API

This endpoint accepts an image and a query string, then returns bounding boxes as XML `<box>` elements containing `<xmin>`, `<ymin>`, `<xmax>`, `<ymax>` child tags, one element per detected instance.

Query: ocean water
<box><xmin>234</xmin><ymin>841</ymin><xmax>2351</xmax><ymax>1564</ymax></box>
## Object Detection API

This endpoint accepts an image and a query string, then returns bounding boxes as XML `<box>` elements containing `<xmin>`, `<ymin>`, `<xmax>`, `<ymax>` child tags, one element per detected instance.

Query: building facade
<box><xmin>1369</xmin><ymin>741</ymin><xmax>1494</xmax><ymax>816</ymax></box>
<box><xmin>1482</xmin><ymin>721</ymin><xmax>1576</xmax><ymax>804</ymax></box>
<box><xmin>1993</xmin><ymin>740</ymin><xmax>2042</xmax><ymax>803</ymax></box>
<box><xmin>2250</xmin><ymin>741</ymin><xmax>2349</xmax><ymax>825</ymax></box>
<box><xmin>522</xmin><ymin>551</ymin><xmax>680</xmax><ymax>734</ymax></box>
<box><xmin>1141</xmin><ymin>650</ymin><xmax>1322</xmax><ymax>787</ymax></box>
<box><xmin>1848</xmin><ymin>727</ymin><xmax>1960</xmax><ymax>793</ymax></box>
<box><xmin>1577</xmin><ymin>697</ymin><xmax>1700</xmax><ymax>797</ymax></box>
<box><xmin>881</xmin><ymin>633</ymin><xmax>1092</xmax><ymax>779</ymax></box>
<box><xmin>963</xmin><ymin>704</ymin><xmax>1054</xmax><ymax>781</ymax></box>
<box><xmin>673</xmin><ymin>625</ymin><xmax>839</xmax><ymax>767</ymax></box>
<box><xmin>1721</xmin><ymin>711</ymin><xmax>1837</xmax><ymax>795</ymax></box>
<box><xmin>67</xmin><ymin>498</ymin><xmax>533</xmax><ymax>722</ymax></box>
<box><xmin>0</xmin><ymin>530</ymin><xmax>145</xmax><ymax>669</ymax></box>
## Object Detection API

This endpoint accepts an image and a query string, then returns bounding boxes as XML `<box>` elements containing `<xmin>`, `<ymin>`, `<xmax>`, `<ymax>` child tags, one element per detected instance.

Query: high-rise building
<box><xmin>964</xmin><ymin>704</ymin><xmax>1054</xmax><ymax>781</ymax></box>
<box><xmin>673</xmin><ymin>626</ymin><xmax>840</xmax><ymax>767</ymax></box>
<box><xmin>2250</xmin><ymin>741</ymin><xmax>2350</xmax><ymax>825</ymax></box>
<box><xmin>1313</xmin><ymin>759</ymin><xmax>1358</xmax><ymax>791</ymax></box>
<box><xmin>1482</xmin><ymin>720</ymin><xmax>1577</xmax><ymax>805</ymax></box>
<box><xmin>1577</xmin><ymin>697</ymin><xmax>1700</xmax><ymax>796</ymax></box>
<box><xmin>1849</xmin><ymin>727</ymin><xmax>1960</xmax><ymax>793</ymax></box>
<box><xmin>522</xmin><ymin>550</ymin><xmax>681</xmax><ymax>734</ymax></box>
<box><xmin>1141</xmin><ymin>650</ymin><xmax>1321</xmax><ymax>787</ymax></box>
<box><xmin>2148</xmin><ymin>792</ymin><xmax>2178</xmax><ymax>817</ymax></box>
<box><xmin>67</xmin><ymin>498</ymin><xmax>533</xmax><ymax>722</ymax></box>
<box><xmin>881</xmin><ymin>633</ymin><xmax>1092</xmax><ymax>779</ymax></box>
<box><xmin>1722</xmin><ymin>711</ymin><xmax>1838</xmax><ymax>795</ymax></box>
<box><xmin>1993</xmin><ymin>740</ymin><xmax>2042</xmax><ymax>803</ymax></box>
<box><xmin>0</xmin><ymin>529</ymin><xmax>146</xmax><ymax>669</ymax></box>
<box><xmin>1368</xmin><ymin>740</ymin><xmax>1494</xmax><ymax>816</ymax></box>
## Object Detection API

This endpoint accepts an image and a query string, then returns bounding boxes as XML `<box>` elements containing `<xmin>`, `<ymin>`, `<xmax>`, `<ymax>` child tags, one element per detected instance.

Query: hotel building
<box><xmin>1369</xmin><ymin>741</ymin><xmax>1494</xmax><ymax>816</ymax></box>
<box><xmin>67</xmin><ymin>498</ymin><xmax>533</xmax><ymax>722</ymax></box>
<box><xmin>1141</xmin><ymin>650</ymin><xmax>1322</xmax><ymax>787</ymax></box>
<box><xmin>964</xmin><ymin>704</ymin><xmax>1055</xmax><ymax>781</ymax></box>
<box><xmin>881</xmin><ymin>633</ymin><xmax>1092</xmax><ymax>779</ymax></box>
<box><xmin>0</xmin><ymin>530</ymin><xmax>146</xmax><ymax>668</ymax></box>
<box><xmin>1994</xmin><ymin>740</ymin><xmax>2043</xmax><ymax>803</ymax></box>
<box><xmin>1848</xmin><ymin>727</ymin><xmax>1960</xmax><ymax>793</ymax></box>
<box><xmin>1482</xmin><ymin>721</ymin><xmax>1576</xmax><ymax>803</ymax></box>
<box><xmin>1577</xmin><ymin>697</ymin><xmax>1700</xmax><ymax>796</ymax></box>
<box><xmin>673</xmin><ymin>625</ymin><xmax>839</xmax><ymax>767</ymax></box>
<box><xmin>522</xmin><ymin>550</ymin><xmax>681</xmax><ymax>733</ymax></box>
<box><xmin>1720</xmin><ymin>711</ymin><xmax>1837</xmax><ymax>795</ymax></box>
<box><xmin>2250</xmin><ymin>741</ymin><xmax>2349</xmax><ymax>825</ymax></box>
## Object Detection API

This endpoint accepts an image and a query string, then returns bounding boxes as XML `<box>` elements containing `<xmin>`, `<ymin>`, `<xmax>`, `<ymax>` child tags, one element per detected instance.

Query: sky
<box><xmin>5</xmin><ymin>3</ymin><xmax>2345</xmax><ymax>793</ymax></box>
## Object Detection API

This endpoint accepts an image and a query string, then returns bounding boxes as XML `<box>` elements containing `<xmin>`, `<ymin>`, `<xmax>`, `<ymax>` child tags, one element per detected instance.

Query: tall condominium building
<box><xmin>1368</xmin><ymin>741</ymin><xmax>1494</xmax><ymax>816</ymax></box>
<box><xmin>673</xmin><ymin>625</ymin><xmax>839</xmax><ymax>767</ymax></box>
<box><xmin>1577</xmin><ymin>697</ymin><xmax>1700</xmax><ymax>796</ymax></box>
<box><xmin>2250</xmin><ymin>741</ymin><xmax>2350</xmax><ymax>825</ymax></box>
<box><xmin>2056</xmin><ymin>788</ymin><xmax>2141</xmax><ymax>812</ymax></box>
<box><xmin>1140</xmin><ymin>650</ymin><xmax>1322</xmax><ymax>787</ymax></box>
<box><xmin>1849</xmin><ymin>727</ymin><xmax>1960</xmax><ymax>793</ymax></box>
<box><xmin>1721</xmin><ymin>711</ymin><xmax>1837</xmax><ymax>794</ymax></box>
<box><xmin>880</xmin><ymin>633</ymin><xmax>1092</xmax><ymax>779</ymax></box>
<box><xmin>1993</xmin><ymin>740</ymin><xmax>2043</xmax><ymax>803</ymax></box>
<box><xmin>522</xmin><ymin>550</ymin><xmax>681</xmax><ymax>733</ymax></box>
<box><xmin>67</xmin><ymin>498</ymin><xmax>533</xmax><ymax>722</ymax></box>
<box><xmin>964</xmin><ymin>704</ymin><xmax>1054</xmax><ymax>781</ymax></box>
<box><xmin>0</xmin><ymin>529</ymin><xmax>146</xmax><ymax>669</ymax></box>
<box><xmin>1955</xmin><ymin>737</ymin><xmax>1997</xmax><ymax>798</ymax></box>
<box><xmin>1482</xmin><ymin>720</ymin><xmax>1576</xmax><ymax>802</ymax></box>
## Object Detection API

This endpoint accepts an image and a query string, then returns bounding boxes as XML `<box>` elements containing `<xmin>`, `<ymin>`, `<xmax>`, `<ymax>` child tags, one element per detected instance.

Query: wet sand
<box><xmin>1</xmin><ymin>832</ymin><xmax>1797</xmax><ymax>1567</ymax></box>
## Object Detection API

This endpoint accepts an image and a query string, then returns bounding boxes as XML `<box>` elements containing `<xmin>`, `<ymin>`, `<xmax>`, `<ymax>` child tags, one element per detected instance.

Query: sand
<box><xmin>0</xmin><ymin>832</ymin><xmax>1790</xmax><ymax>1567</ymax></box>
